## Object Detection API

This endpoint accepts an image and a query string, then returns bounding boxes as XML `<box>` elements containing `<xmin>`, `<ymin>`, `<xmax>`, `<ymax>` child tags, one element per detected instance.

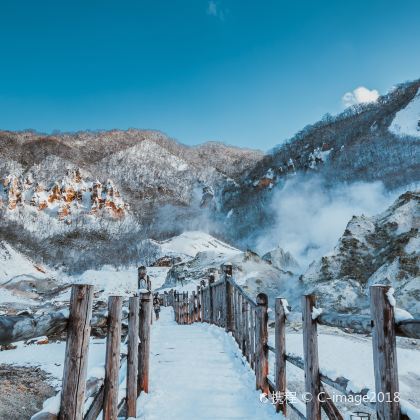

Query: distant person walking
<box><xmin>153</xmin><ymin>293</ymin><xmax>161</xmax><ymax>320</ymax></box>
<box><xmin>138</xmin><ymin>265</ymin><xmax>152</xmax><ymax>292</ymax></box>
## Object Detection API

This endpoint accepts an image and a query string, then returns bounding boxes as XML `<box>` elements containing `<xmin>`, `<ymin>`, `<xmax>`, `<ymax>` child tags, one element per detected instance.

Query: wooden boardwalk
<box><xmin>136</xmin><ymin>307</ymin><xmax>279</xmax><ymax>420</ymax></box>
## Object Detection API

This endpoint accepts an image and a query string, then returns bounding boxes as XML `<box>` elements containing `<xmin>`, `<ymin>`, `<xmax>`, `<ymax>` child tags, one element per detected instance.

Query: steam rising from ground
<box><xmin>255</xmin><ymin>176</ymin><xmax>397</xmax><ymax>270</ymax></box>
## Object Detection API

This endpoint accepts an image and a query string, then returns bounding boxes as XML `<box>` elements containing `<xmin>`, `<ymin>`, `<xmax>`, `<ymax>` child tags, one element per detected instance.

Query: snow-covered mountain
<box><xmin>302</xmin><ymin>191</ymin><xmax>420</xmax><ymax>315</ymax></box>
<box><xmin>1</xmin><ymin>78</ymin><xmax>419</xmax><ymax>274</ymax></box>
<box><xmin>0</xmin><ymin>130</ymin><xmax>262</xmax><ymax>267</ymax></box>
<box><xmin>262</xmin><ymin>246</ymin><xmax>300</xmax><ymax>272</ymax></box>
<box><xmin>0</xmin><ymin>129</ymin><xmax>262</xmax><ymax>222</ymax></box>
<box><xmin>222</xmin><ymin>79</ymin><xmax>420</xmax><ymax>245</ymax></box>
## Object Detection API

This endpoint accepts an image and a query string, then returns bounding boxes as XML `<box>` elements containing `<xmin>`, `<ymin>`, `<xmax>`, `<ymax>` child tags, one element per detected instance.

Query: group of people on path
<box><xmin>137</xmin><ymin>265</ymin><xmax>161</xmax><ymax>321</ymax></box>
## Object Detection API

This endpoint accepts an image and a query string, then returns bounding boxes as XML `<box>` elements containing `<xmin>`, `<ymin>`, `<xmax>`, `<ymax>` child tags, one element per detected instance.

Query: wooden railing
<box><xmin>31</xmin><ymin>286</ymin><xmax>152</xmax><ymax>420</ymax></box>
<box><xmin>166</xmin><ymin>271</ymin><xmax>419</xmax><ymax>420</ymax></box>
<box><xmin>25</xmin><ymin>276</ymin><xmax>420</xmax><ymax>420</ymax></box>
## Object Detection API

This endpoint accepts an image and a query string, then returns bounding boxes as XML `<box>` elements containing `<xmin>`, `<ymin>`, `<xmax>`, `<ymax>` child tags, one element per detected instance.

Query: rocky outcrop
<box><xmin>302</xmin><ymin>191</ymin><xmax>420</xmax><ymax>314</ymax></box>
<box><xmin>0</xmin><ymin>170</ymin><xmax>128</xmax><ymax>221</ymax></box>
<box><xmin>262</xmin><ymin>246</ymin><xmax>300</xmax><ymax>272</ymax></box>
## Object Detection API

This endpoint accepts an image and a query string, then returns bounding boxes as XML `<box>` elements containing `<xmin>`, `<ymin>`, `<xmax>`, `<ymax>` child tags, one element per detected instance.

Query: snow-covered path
<box><xmin>136</xmin><ymin>307</ymin><xmax>280</xmax><ymax>420</ymax></box>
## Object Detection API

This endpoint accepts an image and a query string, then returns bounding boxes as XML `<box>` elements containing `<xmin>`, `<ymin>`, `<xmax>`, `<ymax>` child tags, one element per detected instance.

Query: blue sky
<box><xmin>0</xmin><ymin>0</ymin><xmax>419</xmax><ymax>151</ymax></box>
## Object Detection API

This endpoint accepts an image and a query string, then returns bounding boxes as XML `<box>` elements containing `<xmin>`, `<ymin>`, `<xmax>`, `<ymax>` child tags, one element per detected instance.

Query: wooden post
<box><xmin>225</xmin><ymin>280</ymin><xmax>234</xmax><ymax>332</ymax></box>
<box><xmin>127</xmin><ymin>296</ymin><xmax>140</xmax><ymax>418</ymax></box>
<box><xmin>195</xmin><ymin>291</ymin><xmax>198</xmax><ymax>322</ymax></box>
<box><xmin>255</xmin><ymin>293</ymin><xmax>269</xmax><ymax>393</ymax></box>
<box><xmin>370</xmin><ymin>285</ymin><xmax>400</xmax><ymax>420</ymax></box>
<box><xmin>138</xmin><ymin>292</ymin><xmax>152</xmax><ymax>395</ymax></box>
<box><xmin>216</xmin><ymin>285</ymin><xmax>220</xmax><ymax>325</ymax></box>
<box><xmin>236</xmin><ymin>290</ymin><xmax>240</xmax><ymax>346</ymax></box>
<box><xmin>275</xmin><ymin>297</ymin><xmax>287</xmax><ymax>415</ymax></box>
<box><xmin>240</xmin><ymin>294</ymin><xmax>246</xmax><ymax>355</ymax></box>
<box><xmin>233</xmin><ymin>289</ymin><xmax>238</xmax><ymax>343</ymax></box>
<box><xmin>182</xmin><ymin>292</ymin><xmax>186</xmax><ymax>324</ymax></box>
<box><xmin>202</xmin><ymin>288</ymin><xmax>206</xmax><ymax>322</ymax></box>
<box><xmin>103</xmin><ymin>296</ymin><xmax>123</xmax><ymax>420</ymax></box>
<box><xmin>196</xmin><ymin>286</ymin><xmax>201</xmax><ymax>322</ymax></box>
<box><xmin>177</xmin><ymin>292</ymin><xmax>181</xmax><ymax>323</ymax></box>
<box><xmin>190</xmin><ymin>292</ymin><xmax>194</xmax><ymax>324</ymax></box>
<box><xmin>182</xmin><ymin>292</ymin><xmax>185</xmax><ymax>325</ymax></box>
<box><xmin>302</xmin><ymin>294</ymin><xmax>321</xmax><ymax>420</ymax></box>
<box><xmin>214</xmin><ymin>286</ymin><xmax>218</xmax><ymax>325</ymax></box>
<box><xmin>59</xmin><ymin>284</ymin><xmax>94</xmax><ymax>420</ymax></box>
<box><xmin>244</xmin><ymin>300</ymin><xmax>250</xmax><ymax>363</ymax></box>
<box><xmin>175</xmin><ymin>292</ymin><xmax>179</xmax><ymax>322</ymax></box>
<box><xmin>183</xmin><ymin>292</ymin><xmax>186</xmax><ymax>324</ymax></box>
<box><xmin>250</xmin><ymin>307</ymin><xmax>255</xmax><ymax>370</ymax></box>
<box><xmin>191</xmin><ymin>290</ymin><xmax>196</xmax><ymax>322</ymax></box>
<box><xmin>209</xmin><ymin>284</ymin><xmax>214</xmax><ymax>324</ymax></box>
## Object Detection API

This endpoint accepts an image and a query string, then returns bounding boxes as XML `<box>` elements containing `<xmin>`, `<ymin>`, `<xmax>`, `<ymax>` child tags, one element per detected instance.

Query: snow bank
<box><xmin>280</xmin><ymin>332</ymin><xmax>420</xmax><ymax>401</ymax></box>
<box><xmin>401</xmin><ymin>399</ymin><xmax>420</xmax><ymax>420</ymax></box>
<box><xmin>390</xmin><ymin>88</ymin><xmax>420</xmax><ymax>138</ymax></box>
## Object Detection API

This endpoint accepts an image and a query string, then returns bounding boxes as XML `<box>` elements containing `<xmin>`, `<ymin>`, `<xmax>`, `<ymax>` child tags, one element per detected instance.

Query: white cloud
<box><xmin>342</xmin><ymin>86</ymin><xmax>380</xmax><ymax>107</ymax></box>
<box><xmin>206</xmin><ymin>1</ymin><xmax>226</xmax><ymax>20</ymax></box>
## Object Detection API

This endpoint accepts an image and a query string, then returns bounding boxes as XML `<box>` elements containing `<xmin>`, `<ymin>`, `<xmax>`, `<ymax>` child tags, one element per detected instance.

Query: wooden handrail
<box><xmin>226</xmin><ymin>277</ymin><xmax>257</xmax><ymax>308</ymax></box>
<box><xmin>170</xmin><ymin>279</ymin><xmax>418</xmax><ymax>419</ymax></box>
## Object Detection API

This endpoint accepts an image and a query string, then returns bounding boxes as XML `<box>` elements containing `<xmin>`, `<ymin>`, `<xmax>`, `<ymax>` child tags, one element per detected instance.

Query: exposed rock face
<box><xmin>302</xmin><ymin>191</ymin><xmax>420</xmax><ymax>314</ymax></box>
<box><xmin>0</xmin><ymin>170</ymin><xmax>128</xmax><ymax>221</ymax></box>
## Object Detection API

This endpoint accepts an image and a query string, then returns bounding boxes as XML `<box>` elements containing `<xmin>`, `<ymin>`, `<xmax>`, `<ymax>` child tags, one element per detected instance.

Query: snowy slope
<box><xmin>269</xmin><ymin>330</ymin><xmax>420</xmax><ymax>416</ymax></box>
<box><xmin>390</xmin><ymin>88</ymin><xmax>420</xmax><ymax>137</ymax></box>
<box><xmin>158</xmin><ymin>231</ymin><xmax>241</xmax><ymax>258</ymax></box>
<box><xmin>0</xmin><ymin>241</ymin><xmax>51</xmax><ymax>285</ymax></box>
<box><xmin>0</xmin><ymin>241</ymin><xmax>62</xmax><ymax>308</ymax></box>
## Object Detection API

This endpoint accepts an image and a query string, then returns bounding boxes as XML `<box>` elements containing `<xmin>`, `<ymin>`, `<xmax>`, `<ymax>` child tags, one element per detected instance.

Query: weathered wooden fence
<box><xmin>166</xmin><ymin>268</ymin><xmax>419</xmax><ymax>420</ymax></box>
<box><xmin>31</xmin><ymin>286</ymin><xmax>152</xmax><ymax>420</ymax></box>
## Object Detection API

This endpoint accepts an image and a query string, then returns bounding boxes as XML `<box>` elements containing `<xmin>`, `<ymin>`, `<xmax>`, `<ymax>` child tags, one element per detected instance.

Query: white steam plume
<box><xmin>255</xmin><ymin>176</ymin><xmax>398</xmax><ymax>270</ymax></box>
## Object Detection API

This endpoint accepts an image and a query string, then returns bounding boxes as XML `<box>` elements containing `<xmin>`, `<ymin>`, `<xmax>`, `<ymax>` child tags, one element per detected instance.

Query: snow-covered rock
<box><xmin>262</xmin><ymin>246</ymin><xmax>300</xmax><ymax>272</ymax></box>
<box><xmin>0</xmin><ymin>169</ymin><xmax>128</xmax><ymax>221</ymax></box>
<box><xmin>302</xmin><ymin>191</ymin><xmax>420</xmax><ymax>314</ymax></box>
<box><xmin>160</xmin><ymin>246</ymin><xmax>301</xmax><ymax>307</ymax></box>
